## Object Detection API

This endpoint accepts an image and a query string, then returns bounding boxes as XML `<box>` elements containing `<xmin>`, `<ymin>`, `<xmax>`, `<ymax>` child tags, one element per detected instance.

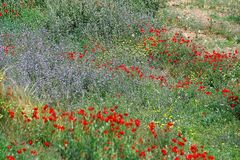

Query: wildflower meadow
<box><xmin>0</xmin><ymin>1</ymin><xmax>239</xmax><ymax>160</ymax></box>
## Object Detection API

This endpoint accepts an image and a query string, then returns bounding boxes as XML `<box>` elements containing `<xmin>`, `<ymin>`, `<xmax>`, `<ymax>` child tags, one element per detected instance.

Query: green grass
<box><xmin>0</xmin><ymin>8</ymin><xmax>46</xmax><ymax>33</ymax></box>
<box><xmin>226</xmin><ymin>15</ymin><xmax>240</xmax><ymax>24</ymax></box>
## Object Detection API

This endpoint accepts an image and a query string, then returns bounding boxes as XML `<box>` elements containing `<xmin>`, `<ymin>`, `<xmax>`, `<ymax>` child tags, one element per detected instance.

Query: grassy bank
<box><xmin>0</xmin><ymin>1</ymin><xmax>239</xmax><ymax>159</ymax></box>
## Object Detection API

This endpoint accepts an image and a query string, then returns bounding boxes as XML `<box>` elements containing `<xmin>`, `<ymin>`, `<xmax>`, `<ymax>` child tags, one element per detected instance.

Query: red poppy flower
<box><xmin>30</xmin><ymin>150</ymin><xmax>38</xmax><ymax>156</ymax></box>
<box><xmin>198</xmin><ymin>85</ymin><xmax>205</xmax><ymax>91</ymax></box>
<box><xmin>147</xmin><ymin>147</ymin><xmax>151</xmax><ymax>152</ymax></box>
<box><xmin>124</xmin><ymin>113</ymin><xmax>128</xmax><ymax>117</ymax></box>
<box><xmin>44</xmin><ymin>142</ymin><xmax>50</xmax><ymax>147</ymax></box>
<box><xmin>0</xmin><ymin>13</ymin><xmax>2</xmax><ymax>17</ymax></box>
<box><xmin>230</xmin><ymin>104</ymin><xmax>236</xmax><ymax>108</ymax></box>
<box><xmin>48</xmin><ymin>115</ymin><xmax>57</xmax><ymax>121</ymax></box>
<box><xmin>148</xmin><ymin>122</ymin><xmax>155</xmax><ymax>130</ymax></box>
<box><xmin>88</xmin><ymin>106</ymin><xmax>94</xmax><ymax>111</ymax></box>
<box><xmin>179</xmin><ymin>149</ymin><xmax>185</xmax><ymax>155</ymax></box>
<box><xmin>6</xmin><ymin>156</ymin><xmax>15</xmax><ymax>160</ymax></box>
<box><xmin>178</xmin><ymin>141</ymin><xmax>185</xmax><ymax>146</ymax></box>
<box><xmin>167</xmin><ymin>122</ymin><xmax>174</xmax><ymax>128</ymax></box>
<box><xmin>149</xmin><ymin>27</ymin><xmax>155</xmax><ymax>33</ymax></box>
<box><xmin>17</xmin><ymin>149</ymin><xmax>23</xmax><ymax>154</ymax></box>
<box><xmin>140</xmin><ymin>28</ymin><xmax>144</xmax><ymax>33</ymax></box>
<box><xmin>114</xmin><ymin>105</ymin><xmax>118</xmax><ymax>109</ymax></box>
<box><xmin>119</xmin><ymin>131</ymin><xmax>124</xmax><ymax>135</ymax></box>
<box><xmin>32</xmin><ymin>110</ymin><xmax>40</xmax><ymax>119</ymax></box>
<box><xmin>67</xmin><ymin>52</ymin><xmax>76</xmax><ymax>60</ymax></box>
<box><xmin>234</xmin><ymin>50</ymin><xmax>238</xmax><ymax>55</ymax></box>
<box><xmin>53</xmin><ymin>124</ymin><xmax>65</xmax><ymax>131</ymax></box>
<box><xmin>204</xmin><ymin>91</ymin><xmax>212</xmax><ymax>95</ymax></box>
<box><xmin>78</xmin><ymin>109</ymin><xmax>85</xmax><ymax>115</ymax></box>
<box><xmin>25</xmin><ymin>118</ymin><xmax>31</xmax><ymax>123</ymax></box>
<box><xmin>131</xmin><ymin>128</ymin><xmax>137</xmax><ymax>133</ymax></box>
<box><xmin>28</xmin><ymin>140</ymin><xmax>33</xmax><ymax>145</ymax></box>
<box><xmin>135</xmin><ymin>119</ymin><xmax>141</xmax><ymax>127</ymax></box>
<box><xmin>2</xmin><ymin>3</ymin><xmax>7</xmax><ymax>7</ymax></box>
<box><xmin>190</xmin><ymin>144</ymin><xmax>198</xmax><ymax>153</ymax></box>
<box><xmin>172</xmin><ymin>146</ymin><xmax>178</xmax><ymax>153</ymax></box>
<box><xmin>208</xmin><ymin>155</ymin><xmax>215</xmax><ymax>160</ymax></box>
<box><xmin>139</xmin><ymin>151</ymin><xmax>146</xmax><ymax>157</ymax></box>
<box><xmin>43</xmin><ymin>104</ymin><xmax>49</xmax><ymax>111</ymax></box>
<box><xmin>182</xmin><ymin>137</ymin><xmax>187</xmax><ymax>142</ymax></box>
<box><xmin>103</xmin><ymin>130</ymin><xmax>108</xmax><ymax>135</ymax></box>
<box><xmin>49</xmin><ymin>108</ymin><xmax>56</xmax><ymax>115</ymax></box>
<box><xmin>82</xmin><ymin>119</ymin><xmax>88</xmax><ymax>126</ymax></box>
<box><xmin>161</xmin><ymin>149</ymin><xmax>167</xmax><ymax>155</ymax></box>
<box><xmin>8</xmin><ymin>110</ymin><xmax>14</xmax><ymax>118</ymax></box>
<box><xmin>172</xmin><ymin>138</ymin><xmax>177</xmax><ymax>143</ymax></box>
<box><xmin>222</xmin><ymin>88</ymin><xmax>230</xmax><ymax>93</ymax></box>
<box><xmin>79</xmin><ymin>53</ymin><xmax>84</xmax><ymax>58</ymax></box>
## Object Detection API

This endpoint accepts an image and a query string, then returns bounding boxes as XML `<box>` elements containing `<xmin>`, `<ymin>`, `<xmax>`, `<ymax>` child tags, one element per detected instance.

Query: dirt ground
<box><xmin>163</xmin><ymin>0</ymin><xmax>240</xmax><ymax>52</ymax></box>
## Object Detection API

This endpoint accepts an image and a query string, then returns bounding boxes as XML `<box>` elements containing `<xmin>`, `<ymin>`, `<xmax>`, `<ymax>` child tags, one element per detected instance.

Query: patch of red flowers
<box><xmin>6</xmin><ymin>156</ymin><xmax>15</xmax><ymax>160</ymax></box>
<box><xmin>0</xmin><ymin>3</ymin><xmax>20</xmax><ymax>18</ymax></box>
<box><xmin>8</xmin><ymin>109</ymin><xmax>14</xmax><ymax>118</ymax></box>
<box><xmin>4</xmin><ymin>104</ymin><xmax>215</xmax><ymax>159</ymax></box>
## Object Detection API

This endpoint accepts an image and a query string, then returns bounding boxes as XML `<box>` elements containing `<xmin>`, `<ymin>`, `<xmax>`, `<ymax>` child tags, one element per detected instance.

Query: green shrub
<box><xmin>42</xmin><ymin>0</ymin><xmax>163</xmax><ymax>43</ymax></box>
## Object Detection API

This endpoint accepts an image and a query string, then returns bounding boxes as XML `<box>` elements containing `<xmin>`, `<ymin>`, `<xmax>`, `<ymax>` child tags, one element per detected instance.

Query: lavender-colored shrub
<box><xmin>0</xmin><ymin>29</ymin><xmax>112</xmax><ymax>105</ymax></box>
